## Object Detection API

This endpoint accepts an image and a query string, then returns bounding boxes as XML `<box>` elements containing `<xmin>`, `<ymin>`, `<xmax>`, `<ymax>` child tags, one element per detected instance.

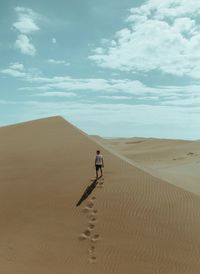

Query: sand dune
<box><xmin>94</xmin><ymin>136</ymin><xmax>200</xmax><ymax>196</ymax></box>
<box><xmin>0</xmin><ymin>117</ymin><xmax>200</xmax><ymax>273</ymax></box>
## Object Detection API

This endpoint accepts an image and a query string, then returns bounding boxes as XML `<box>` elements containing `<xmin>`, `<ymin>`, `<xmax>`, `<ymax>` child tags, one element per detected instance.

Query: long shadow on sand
<box><xmin>76</xmin><ymin>175</ymin><xmax>102</xmax><ymax>207</ymax></box>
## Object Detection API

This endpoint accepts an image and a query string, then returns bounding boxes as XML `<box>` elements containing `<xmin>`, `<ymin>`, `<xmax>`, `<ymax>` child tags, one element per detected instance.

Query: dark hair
<box><xmin>96</xmin><ymin>150</ymin><xmax>100</xmax><ymax>154</ymax></box>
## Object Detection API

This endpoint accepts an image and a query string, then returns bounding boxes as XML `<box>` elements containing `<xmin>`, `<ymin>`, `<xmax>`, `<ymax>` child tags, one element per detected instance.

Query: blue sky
<box><xmin>1</xmin><ymin>0</ymin><xmax>200</xmax><ymax>139</ymax></box>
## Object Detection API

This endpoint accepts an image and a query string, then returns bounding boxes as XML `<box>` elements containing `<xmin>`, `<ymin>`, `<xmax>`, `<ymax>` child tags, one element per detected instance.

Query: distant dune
<box><xmin>0</xmin><ymin>117</ymin><xmax>200</xmax><ymax>273</ymax></box>
<box><xmin>94</xmin><ymin>136</ymin><xmax>200</xmax><ymax>196</ymax></box>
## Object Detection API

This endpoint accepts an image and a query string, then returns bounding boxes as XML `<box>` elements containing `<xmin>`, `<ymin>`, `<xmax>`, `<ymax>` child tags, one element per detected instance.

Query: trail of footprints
<box><xmin>79</xmin><ymin>177</ymin><xmax>104</xmax><ymax>263</ymax></box>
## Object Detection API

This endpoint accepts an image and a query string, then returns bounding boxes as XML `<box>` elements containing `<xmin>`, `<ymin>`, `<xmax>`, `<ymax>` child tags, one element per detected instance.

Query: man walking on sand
<box><xmin>95</xmin><ymin>150</ymin><xmax>104</xmax><ymax>179</ymax></box>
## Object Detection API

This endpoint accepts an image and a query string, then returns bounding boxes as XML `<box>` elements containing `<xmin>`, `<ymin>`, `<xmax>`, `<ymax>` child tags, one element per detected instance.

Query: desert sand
<box><xmin>0</xmin><ymin>116</ymin><xmax>200</xmax><ymax>273</ymax></box>
<box><xmin>94</xmin><ymin>136</ymin><xmax>200</xmax><ymax>196</ymax></box>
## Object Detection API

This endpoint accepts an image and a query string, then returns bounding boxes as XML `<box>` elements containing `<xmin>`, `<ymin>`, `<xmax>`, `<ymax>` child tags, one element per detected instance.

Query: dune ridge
<box><xmin>0</xmin><ymin>116</ymin><xmax>200</xmax><ymax>273</ymax></box>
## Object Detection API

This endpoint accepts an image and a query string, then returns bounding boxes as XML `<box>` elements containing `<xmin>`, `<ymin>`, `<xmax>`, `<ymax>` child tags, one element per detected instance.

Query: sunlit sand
<box><xmin>0</xmin><ymin>116</ymin><xmax>200</xmax><ymax>273</ymax></box>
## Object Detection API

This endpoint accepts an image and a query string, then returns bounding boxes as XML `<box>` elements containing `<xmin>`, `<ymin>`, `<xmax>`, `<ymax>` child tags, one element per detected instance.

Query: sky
<box><xmin>1</xmin><ymin>0</ymin><xmax>200</xmax><ymax>139</ymax></box>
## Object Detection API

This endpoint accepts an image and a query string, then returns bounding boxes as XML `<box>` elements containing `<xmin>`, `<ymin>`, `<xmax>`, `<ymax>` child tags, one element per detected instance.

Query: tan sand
<box><xmin>94</xmin><ymin>136</ymin><xmax>200</xmax><ymax>196</ymax></box>
<box><xmin>0</xmin><ymin>116</ymin><xmax>200</xmax><ymax>273</ymax></box>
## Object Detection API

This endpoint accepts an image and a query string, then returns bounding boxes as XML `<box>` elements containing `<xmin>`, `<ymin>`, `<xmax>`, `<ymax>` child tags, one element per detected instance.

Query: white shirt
<box><xmin>95</xmin><ymin>154</ymin><xmax>103</xmax><ymax>165</ymax></box>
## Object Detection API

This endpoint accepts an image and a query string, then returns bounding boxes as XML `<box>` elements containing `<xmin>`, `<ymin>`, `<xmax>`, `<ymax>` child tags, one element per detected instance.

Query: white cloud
<box><xmin>52</xmin><ymin>38</ymin><xmax>57</xmax><ymax>44</ymax></box>
<box><xmin>173</xmin><ymin>18</ymin><xmax>196</xmax><ymax>34</ymax></box>
<box><xmin>1</xmin><ymin>62</ymin><xmax>41</xmax><ymax>79</ymax></box>
<box><xmin>35</xmin><ymin>91</ymin><xmax>76</xmax><ymax>97</ymax></box>
<box><xmin>130</xmin><ymin>0</ymin><xmax>200</xmax><ymax>20</ymax></box>
<box><xmin>20</xmin><ymin>75</ymin><xmax>200</xmax><ymax>107</ymax></box>
<box><xmin>1</xmin><ymin>62</ymin><xmax>26</xmax><ymax>78</ymax></box>
<box><xmin>48</xmin><ymin>59</ymin><xmax>70</xmax><ymax>66</ymax></box>
<box><xmin>13</xmin><ymin>7</ymin><xmax>40</xmax><ymax>34</ymax></box>
<box><xmin>15</xmin><ymin>34</ymin><xmax>36</xmax><ymax>56</ymax></box>
<box><xmin>161</xmin><ymin>97</ymin><xmax>200</xmax><ymax>106</ymax></box>
<box><xmin>23</xmin><ymin>77</ymin><xmax>159</xmax><ymax>95</ymax></box>
<box><xmin>13</xmin><ymin>7</ymin><xmax>40</xmax><ymax>56</ymax></box>
<box><xmin>9</xmin><ymin>62</ymin><xmax>25</xmax><ymax>71</ymax></box>
<box><xmin>89</xmin><ymin>0</ymin><xmax>200</xmax><ymax>79</ymax></box>
<box><xmin>100</xmin><ymin>95</ymin><xmax>131</xmax><ymax>100</ymax></box>
<box><xmin>2</xmin><ymin>62</ymin><xmax>200</xmax><ymax>109</ymax></box>
<box><xmin>1</xmin><ymin>69</ymin><xmax>26</xmax><ymax>78</ymax></box>
<box><xmin>1</xmin><ymin>69</ymin><xmax>25</xmax><ymax>78</ymax></box>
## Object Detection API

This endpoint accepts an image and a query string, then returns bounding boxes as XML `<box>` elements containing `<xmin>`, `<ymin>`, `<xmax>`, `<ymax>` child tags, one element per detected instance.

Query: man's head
<box><xmin>96</xmin><ymin>150</ymin><xmax>100</xmax><ymax>154</ymax></box>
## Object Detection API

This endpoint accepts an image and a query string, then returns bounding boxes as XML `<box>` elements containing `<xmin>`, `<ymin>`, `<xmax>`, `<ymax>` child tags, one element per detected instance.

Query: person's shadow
<box><xmin>76</xmin><ymin>175</ymin><xmax>102</xmax><ymax>207</ymax></box>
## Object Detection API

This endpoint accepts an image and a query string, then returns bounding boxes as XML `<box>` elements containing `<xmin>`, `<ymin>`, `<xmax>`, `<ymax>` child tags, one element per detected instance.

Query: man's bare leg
<box><xmin>100</xmin><ymin>167</ymin><xmax>103</xmax><ymax>177</ymax></box>
<box><xmin>96</xmin><ymin>169</ymin><xmax>98</xmax><ymax>179</ymax></box>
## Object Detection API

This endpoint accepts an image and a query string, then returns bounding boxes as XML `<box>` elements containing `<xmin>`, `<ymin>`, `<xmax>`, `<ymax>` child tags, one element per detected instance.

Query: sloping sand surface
<box><xmin>0</xmin><ymin>117</ymin><xmax>200</xmax><ymax>273</ymax></box>
<box><xmin>94</xmin><ymin>137</ymin><xmax>200</xmax><ymax>196</ymax></box>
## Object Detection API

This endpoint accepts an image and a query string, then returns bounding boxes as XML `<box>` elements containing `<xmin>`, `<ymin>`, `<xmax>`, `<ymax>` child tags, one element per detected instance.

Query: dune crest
<box><xmin>0</xmin><ymin>116</ymin><xmax>200</xmax><ymax>273</ymax></box>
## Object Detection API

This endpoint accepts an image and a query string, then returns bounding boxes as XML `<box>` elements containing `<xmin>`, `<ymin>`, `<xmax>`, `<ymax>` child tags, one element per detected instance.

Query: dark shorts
<box><xmin>95</xmin><ymin>165</ymin><xmax>102</xmax><ymax>171</ymax></box>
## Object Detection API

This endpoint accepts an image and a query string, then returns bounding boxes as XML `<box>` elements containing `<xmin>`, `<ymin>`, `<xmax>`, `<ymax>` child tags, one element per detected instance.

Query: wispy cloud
<box><xmin>48</xmin><ymin>59</ymin><xmax>70</xmax><ymax>66</ymax></box>
<box><xmin>2</xmin><ymin>62</ymin><xmax>200</xmax><ymax>107</ymax></box>
<box><xmin>10</xmin><ymin>62</ymin><xmax>24</xmax><ymax>71</ymax></box>
<box><xmin>1</xmin><ymin>62</ymin><xmax>41</xmax><ymax>78</ymax></box>
<box><xmin>89</xmin><ymin>0</ymin><xmax>200</xmax><ymax>79</ymax></box>
<box><xmin>34</xmin><ymin>91</ymin><xmax>77</xmax><ymax>97</ymax></box>
<box><xmin>100</xmin><ymin>95</ymin><xmax>131</xmax><ymax>100</ymax></box>
<box><xmin>1</xmin><ymin>62</ymin><xmax>26</xmax><ymax>77</ymax></box>
<box><xmin>21</xmin><ymin>76</ymin><xmax>158</xmax><ymax>95</ymax></box>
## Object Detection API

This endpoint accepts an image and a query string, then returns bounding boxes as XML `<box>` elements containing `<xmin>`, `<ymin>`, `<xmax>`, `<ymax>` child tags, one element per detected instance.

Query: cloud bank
<box><xmin>1</xmin><ymin>62</ymin><xmax>200</xmax><ymax>107</ymax></box>
<box><xmin>90</xmin><ymin>0</ymin><xmax>200</xmax><ymax>79</ymax></box>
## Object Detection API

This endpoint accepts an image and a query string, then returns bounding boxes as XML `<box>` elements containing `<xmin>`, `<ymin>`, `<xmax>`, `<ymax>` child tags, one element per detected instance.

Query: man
<box><xmin>95</xmin><ymin>150</ymin><xmax>104</xmax><ymax>178</ymax></box>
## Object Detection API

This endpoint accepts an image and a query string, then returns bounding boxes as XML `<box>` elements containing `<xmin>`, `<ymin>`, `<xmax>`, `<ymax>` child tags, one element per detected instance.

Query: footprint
<box><xmin>89</xmin><ymin>256</ymin><xmax>97</xmax><ymax>263</ymax></box>
<box><xmin>89</xmin><ymin>216</ymin><xmax>97</xmax><ymax>222</ymax></box>
<box><xmin>93</xmin><ymin>234</ymin><xmax>99</xmax><ymax>239</ymax></box>
<box><xmin>91</xmin><ymin>245</ymin><xmax>95</xmax><ymax>251</ymax></box>
<box><xmin>88</xmin><ymin>245</ymin><xmax>95</xmax><ymax>255</ymax></box>
<box><xmin>187</xmin><ymin>152</ymin><xmax>194</xmax><ymax>156</ymax></box>
<box><xmin>82</xmin><ymin>206</ymin><xmax>90</xmax><ymax>213</ymax></box>
<box><xmin>84</xmin><ymin>229</ymin><xmax>91</xmax><ymax>237</ymax></box>
<box><xmin>91</xmin><ymin>234</ymin><xmax>100</xmax><ymax>243</ymax></box>
<box><xmin>87</xmin><ymin>201</ymin><xmax>94</xmax><ymax>209</ymax></box>
<box><xmin>79</xmin><ymin>233</ymin><xmax>87</xmax><ymax>240</ymax></box>
<box><xmin>88</xmin><ymin>223</ymin><xmax>95</xmax><ymax>230</ymax></box>
<box><xmin>79</xmin><ymin>229</ymin><xmax>91</xmax><ymax>240</ymax></box>
<box><xmin>79</xmin><ymin>179</ymin><xmax>101</xmax><ymax>263</ymax></box>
